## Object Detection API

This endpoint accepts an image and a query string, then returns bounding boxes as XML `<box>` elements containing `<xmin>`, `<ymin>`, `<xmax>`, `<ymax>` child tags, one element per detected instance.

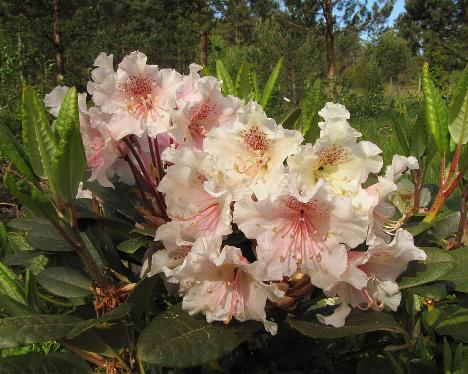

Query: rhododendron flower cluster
<box><xmin>46</xmin><ymin>51</ymin><xmax>426</xmax><ymax>335</ymax></box>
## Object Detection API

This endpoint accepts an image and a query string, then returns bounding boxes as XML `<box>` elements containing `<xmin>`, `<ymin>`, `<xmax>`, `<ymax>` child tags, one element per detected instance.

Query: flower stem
<box><xmin>455</xmin><ymin>183</ymin><xmax>468</xmax><ymax>246</ymax></box>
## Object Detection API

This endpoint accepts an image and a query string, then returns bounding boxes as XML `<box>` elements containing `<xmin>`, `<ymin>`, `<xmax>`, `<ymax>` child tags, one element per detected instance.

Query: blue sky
<box><xmin>388</xmin><ymin>0</ymin><xmax>406</xmax><ymax>26</ymax></box>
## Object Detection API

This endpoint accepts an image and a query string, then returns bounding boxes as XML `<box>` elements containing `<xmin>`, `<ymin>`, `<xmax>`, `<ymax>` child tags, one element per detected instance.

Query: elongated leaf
<box><xmin>137</xmin><ymin>304</ymin><xmax>259</xmax><ymax>368</ymax></box>
<box><xmin>439</xmin><ymin>247</ymin><xmax>468</xmax><ymax>292</ymax></box>
<box><xmin>391</xmin><ymin>113</ymin><xmax>410</xmax><ymax>156</ymax></box>
<box><xmin>21</xmin><ymin>86</ymin><xmax>57</xmax><ymax>182</ymax></box>
<box><xmin>117</xmin><ymin>237</ymin><xmax>151</xmax><ymax>254</ymax></box>
<box><xmin>0</xmin><ymin>260</ymin><xmax>26</xmax><ymax>304</ymax></box>
<box><xmin>261</xmin><ymin>57</ymin><xmax>284</xmax><ymax>109</ymax></box>
<box><xmin>37</xmin><ymin>267</ymin><xmax>92</xmax><ymax>298</ymax></box>
<box><xmin>448</xmin><ymin>64</ymin><xmax>468</xmax><ymax>144</ymax></box>
<box><xmin>443</xmin><ymin>338</ymin><xmax>453</xmax><ymax>374</ymax></box>
<box><xmin>0</xmin><ymin>121</ymin><xmax>37</xmax><ymax>182</ymax></box>
<box><xmin>4</xmin><ymin>170</ymin><xmax>58</xmax><ymax>224</ymax></box>
<box><xmin>422</xmin><ymin>63</ymin><xmax>449</xmax><ymax>155</ymax></box>
<box><xmin>301</xmin><ymin>79</ymin><xmax>325</xmax><ymax>142</ymax></box>
<box><xmin>0</xmin><ymin>352</ymin><xmax>90</xmax><ymax>374</ymax></box>
<box><xmin>0</xmin><ymin>294</ymin><xmax>37</xmax><ymax>317</ymax></box>
<box><xmin>0</xmin><ymin>222</ymin><xmax>8</xmax><ymax>255</ymax></box>
<box><xmin>410</xmin><ymin>284</ymin><xmax>447</xmax><ymax>301</ymax></box>
<box><xmin>53</xmin><ymin>87</ymin><xmax>86</xmax><ymax>203</ymax></box>
<box><xmin>280</xmin><ymin>107</ymin><xmax>301</xmax><ymax>129</ymax></box>
<box><xmin>235</xmin><ymin>62</ymin><xmax>251</xmax><ymax>100</ymax></box>
<box><xmin>215</xmin><ymin>60</ymin><xmax>234</xmax><ymax>95</ymax></box>
<box><xmin>399</xmin><ymin>247</ymin><xmax>455</xmax><ymax>289</ymax></box>
<box><xmin>409</xmin><ymin>106</ymin><xmax>427</xmax><ymax>157</ymax></box>
<box><xmin>65</xmin><ymin>328</ymin><xmax>120</xmax><ymax>358</ymax></box>
<box><xmin>250</xmin><ymin>71</ymin><xmax>261</xmax><ymax>102</ymax></box>
<box><xmin>67</xmin><ymin>303</ymin><xmax>133</xmax><ymax>338</ymax></box>
<box><xmin>426</xmin><ymin>305</ymin><xmax>468</xmax><ymax>343</ymax></box>
<box><xmin>0</xmin><ymin>314</ymin><xmax>80</xmax><ymax>349</ymax></box>
<box><xmin>7</xmin><ymin>216</ymin><xmax>53</xmax><ymax>231</ymax></box>
<box><xmin>288</xmin><ymin>310</ymin><xmax>404</xmax><ymax>339</ymax></box>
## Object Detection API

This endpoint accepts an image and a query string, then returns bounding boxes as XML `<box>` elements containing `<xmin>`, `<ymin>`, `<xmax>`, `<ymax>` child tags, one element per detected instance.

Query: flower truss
<box><xmin>46</xmin><ymin>51</ymin><xmax>426</xmax><ymax>334</ymax></box>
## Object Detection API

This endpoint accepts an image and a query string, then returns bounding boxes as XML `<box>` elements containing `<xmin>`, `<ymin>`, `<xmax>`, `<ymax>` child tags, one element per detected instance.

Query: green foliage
<box><xmin>448</xmin><ymin>64</ymin><xmax>468</xmax><ymax>144</ymax></box>
<box><xmin>261</xmin><ymin>57</ymin><xmax>284</xmax><ymax>109</ymax></box>
<box><xmin>36</xmin><ymin>267</ymin><xmax>92</xmax><ymax>299</ymax></box>
<box><xmin>0</xmin><ymin>352</ymin><xmax>90</xmax><ymax>374</ymax></box>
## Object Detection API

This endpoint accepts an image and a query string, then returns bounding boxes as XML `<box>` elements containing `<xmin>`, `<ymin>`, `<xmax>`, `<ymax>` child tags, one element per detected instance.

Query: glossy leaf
<box><xmin>21</xmin><ymin>86</ymin><xmax>57</xmax><ymax>182</ymax></box>
<box><xmin>301</xmin><ymin>79</ymin><xmax>325</xmax><ymax>142</ymax></box>
<box><xmin>410</xmin><ymin>284</ymin><xmax>448</xmax><ymax>301</ymax></box>
<box><xmin>448</xmin><ymin>63</ymin><xmax>468</xmax><ymax>144</ymax></box>
<box><xmin>0</xmin><ymin>294</ymin><xmax>37</xmax><ymax>317</ymax></box>
<box><xmin>0</xmin><ymin>260</ymin><xmax>26</xmax><ymax>304</ymax></box>
<box><xmin>67</xmin><ymin>303</ymin><xmax>133</xmax><ymax>338</ymax></box>
<box><xmin>422</xmin><ymin>63</ymin><xmax>448</xmax><ymax>155</ymax></box>
<box><xmin>261</xmin><ymin>57</ymin><xmax>283</xmax><ymax>109</ymax></box>
<box><xmin>399</xmin><ymin>247</ymin><xmax>455</xmax><ymax>289</ymax></box>
<box><xmin>0</xmin><ymin>352</ymin><xmax>90</xmax><ymax>374</ymax></box>
<box><xmin>53</xmin><ymin>87</ymin><xmax>86</xmax><ymax>203</ymax></box>
<box><xmin>26</xmin><ymin>229</ymin><xmax>73</xmax><ymax>252</ymax></box>
<box><xmin>117</xmin><ymin>237</ymin><xmax>151</xmax><ymax>254</ymax></box>
<box><xmin>37</xmin><ymin>266</ymin><xmax>92</xmax><ymax>298</ymax></box>
<box><xmin>137</xmin><ymin>304</ymin><xmax>259</xmax><ymax>368</ymax></box>
<box><xmin>0</xmin><ymin>121</ymin><xmax>37</xmax><ymax>182</ymax></box>
<box><xmin>288</xmin><ymin>310</ymin><xmax>404</xmax><ymax>339</ymax></box>
<box><xmin>426</xmin><ymin>305</ymin><xmax>468</xmax><ymax>343</ymax></box>
<box><xmin>0</xmin><ymin>314</ymin><xmax>80</xmax><ymax>349</ymax></box>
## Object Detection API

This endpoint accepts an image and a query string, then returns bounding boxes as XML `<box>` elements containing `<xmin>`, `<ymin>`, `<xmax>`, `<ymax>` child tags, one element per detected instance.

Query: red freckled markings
<box><xmin>121</xmin><ymin>75</ymin><xmax>154</xmax><ymax>99</ymax></box>
<box><xmin>283</xmin><ymin>196</ymin><xmax>327</xmax><ymax>217</ymax></box>
<box><xmin>241</xmin><ymin>126</ymin><xmax>270</xmax><ymax>152</ymax></box>
<box><xmin>318</xmin><ymin>144</ymin><xmax>349</xmax><ymax>167</ymax></box>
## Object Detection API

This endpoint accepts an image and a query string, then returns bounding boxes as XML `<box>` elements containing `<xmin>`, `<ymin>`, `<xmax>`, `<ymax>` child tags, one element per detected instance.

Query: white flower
<box><xmin>158</xmin><ymin>147</ymin><xmax>233</xmax><ymax>241</ymax></box>
<box><xmin>288</xmin><ymin>102</ymin><xmax>382</xmax><ymax>196</ymax></box>
<box><xmin>88</xmin><ymin>51</ymin><xmax>183</xmax><ymax>139</ymax></box>
<box><xmin>166</xmin><ymin>240</ymin><xmax>284</xmax><ymax>334</ymax></box>
<box><xmin>44</xmin><ymin>86</ymin><xmax>71</xmax><ymax>116</ymax></box>
<box><xmin>204</xmin><ymin>101</ymin><xmax>303</xmax><ymax>200</ymax></box>
<box><xmin>319</xmin><ymin>229</ymin><xmax>426</xmax><ymax>327</ymax></box>
<box><xmin>234</xmin><ymin>177</ymin><xmax>368</xmax><ymax>287</ymax></box>
<box><xmin>170</xmin><ymin>71</ymin><xmax>242</xmax><ymax>149</ymax></box>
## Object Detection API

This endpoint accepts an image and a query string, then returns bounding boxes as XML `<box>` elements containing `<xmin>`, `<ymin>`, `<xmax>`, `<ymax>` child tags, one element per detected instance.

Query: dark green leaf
<box><xmin>0</xmin><ymin>314</ymin><xmax>80</xmax><ymax>349</ymax></box>
<box><xmin>443</xmin><ymin>338</ymin><xmax>453</xmax><ymax>374</ymax></box>
<box><xmin>53</xmin><ymin>87</ymin><xmax>86</xmax><ymax>203</ymax></box>
<box><xmin>426</xmin><ymin>305</ymin><xmax>468</xmax><ymax>343</ymax></box>
<box><xmin>21</xmin><ymin>86</ymin><xmax>57</xmax><ymax>182</ymax></box>
<box><xmin>288</xmin><ymin>310</ymin><xmax>404</xmax><ymax>339</ymax></box>
<box><xmin>117</xmin><ymin>237</ymin><xmax>151</xmax><ymax>254</ymax></box>
<box><xmin>37</xmin><ymin>267</ymin><xmax>92</xmax><ymax>298</ymax></box>
<box><xmin>4</xmin><ymin>251</ymin><xmax>45</xmax><ymax>266</ymax></box>
<box><xmin>422</xmin><ymin>63</ymin><xmax>449</xmax><ymax>155</ymax></box>
<box><xmin>65</xmin><ymin>328</ymin><xmax>120</xmax><ymax>358</ymax></box>
<box><xmin>280</xmin><ymin>107</ymin><xmax>301</xmax><ymax>130</ymax></box>
<box><xmin>403</xmin><ymin>221</ymin><xmax>432</xmax><ymax>236</ymax></box>
<box><xmin>26</xmin><ymin>230</ymin><xmax>73</xmax><ymax>252</ymax></box>
<box><xmin>0</xmin><ymin>121</ymin><xmax>37</xmax><ymax>182</ymax></box>
<box><xmin>261</xmin><ymin>57</ymin><xmax>284</xmax><ymax>109</ymax></box>
<box><xmin>67</xmin><ymin>303</ymin><xmax>133</xmax><ymax>339</ymax></box>
<box><xmin>410</xmin><ymin>284</ymin><xmax>448</xmax><ymax>301</ymax></box>
<box><xmin>439</xmin><ymin>247</ymin><xmax>468</xmax><ymax>293</ymax></box>
<box><xmin>399</xmin><ymin>247</ymin><xmax>455</xmax><ymax>289</ymax></box>
<box><xmin>0</xmin><ymin>352</ymin><xmax>90</xmax><ymax>374</ymax></box>
<box><xmin>0</xmin><ymin>294</ymin><xmax>37</xmax><ymax>317</ymax></box>
<box><xmin>137</xmin><ymin>304</ymin><xmax>259</xmax><ymax>368</ymax></box>
<box><xmin>0</xmin><ymin>222</ymin><xmax>9</xmax><ymax>256</ymax></box>
<box><xmin>0</xmin><ymin>260</ymin><xmax>26</xmax><ymax>304</ymax></box>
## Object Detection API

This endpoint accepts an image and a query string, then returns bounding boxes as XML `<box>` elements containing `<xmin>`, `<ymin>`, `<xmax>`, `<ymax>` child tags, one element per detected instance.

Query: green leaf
<box><xmin>0</xmin><ymin>294</ymin><xmax>37</xmax><ymax>317</ymax></box>
<box><xmin>3</xmin><ymin>170</ymin><xmax>58</xmax><ymax>224</ymax></box>
<box><xmin>280</xmin><ymin>107</ymin><xmax>301</xmax><ymax>130</ymax></box>
<box><xmin>235</xmin><ymin>62</ymin><xmax>251</xmax><ymax>100</ymax></box>
<box><xmin>0</xmin><ymin>121</ymin><xmax>37</xmax><ymax>183</ymax></box>
<box><xmin>67</xmin><ymin>303</ymin><xmax>133</xmax><ymax>339</ymax></box>
<box><xmin>410</xmin><ymin>284</ymin><xmax>447</xmax><ymax>301</ymax></box>
<box><xmin>448</xmin><ymin>64</ymin><xmax>468</xmax><ymax>144</ymax></box>
<box><xmin>422</xmin><ymin>63</ymin><xmax>449</xmax><ymax>155</ymax></box>
<box><xmin>426</xmin><ymin>305</ymin><xmax>468</xmax><ymax>343</ymax></box>
<box><xmin>0</xmin><ymin>352</ymin><xmax>90</xmax><ymax>374</ymax></box>
<box><xmin>0</xmin><ymin>222</ymin><xmax>8</xmax><ymax>256</ymax></box>
<box><xmin>391</xmin><ymin>112</ymin><xmax>410</xmax><ymax>155</ymax></box>
<box><xmin>26</xmin><ymin>229</ymin><xmax>73</xmax><ymax>252</ymax></box>
<box><xmin>409</xmin><ymin>105</ymin><xmax>427</xmax><ymax>157</ymax></box>
<box><xmin>301</xmin><ymin>79</ymin><xmax>325</xmax><ymax>142</ymax></box>
<box><xmin>459</xmin><ymin>143</ymin><xmax>468</xmax><ymax>172</ymax></box>
<box><xmin>21</xmin><ymin>86</ymin><xmax>57</xmax><ymax>182</ymax></box>
<box><xmin>439</xmin><ymin>247</ymin><xmax>468</xmax><ymax>292</ymax></box>
<box><xmin>443</xmin><ymin>337</ymin><xmax>453</xmax><ymax>374</ymax></box>
<box><xmin>137</xmin><ymin>304</ymin><xmax>259</xmax><ymax>368</ymax></box>
<box><xmin>37</xmin><ymin>267</ymin><xmax>92</xmax><ymax>298</ymax></box>
<box><xmin>53</xmin><ymin>87</ymin><xmax>86</xmax><ymax>203</ymax></box>
<box><xmin>215</xmin><ymin>60</ymin><xmax>234</xmax><ymax>95</ymax></box>
<box><xmin>65</xmin><ymin>328</ymin><xmax>121</xmax><ymax>358</ymax></box>
<box><xmin>399</xmin><ymin>247</ymin><xmax>455</xmax><ymax>289</ymax></box>
<box><xmin>261</xmin><ymin>57</ymin><xmax>284</xmax><ymax>109</ymax></box>
<box><xmin>403</xmin><ymin>221</ymin><xmax>432</xmax><ymax>236</ymax></box>
<box><xmin>117</xmin><ymin>237</ymin><xmax>151</xmax><ymax>254</ymax></box>
<box><xmin>4</xmin><ymin>250</ymin><xmax>45</xmax><ymax>266</ymax></box>
<box><xmin>0</xmin><ymin>314</ymin><xmax>80</xmax><ymax>349</ymax></box>
<box><xmin>288</xmin><ymin>310</ymin><xmax>405</xmax><ymax>339</ymax></box>
<box><xmin>0</xmin><ymin>260</ymin><xmax>26</xmax><ymax>304</ymax></box>
<box><xmin>250</xmin><ymin>71</ymin><xmax>261</xmax><ymax>102</ymax></box>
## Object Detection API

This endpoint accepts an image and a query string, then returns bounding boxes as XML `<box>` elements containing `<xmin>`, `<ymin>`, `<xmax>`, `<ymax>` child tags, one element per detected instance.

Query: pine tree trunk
<box><xmin>199</xmin><ymin>30</ymin><xmax>208</xmax><ymax>66</ymax></box>
<box><xmin>51</xmin><ymin>0</ymin><xmax>64</xmax><ymax>82</ymax></box>
<box><xmin>323</xmin><ymin>0</ymin><xmax>335</xmax><ymax>79</ymax></box>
